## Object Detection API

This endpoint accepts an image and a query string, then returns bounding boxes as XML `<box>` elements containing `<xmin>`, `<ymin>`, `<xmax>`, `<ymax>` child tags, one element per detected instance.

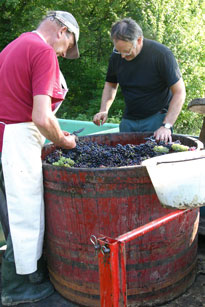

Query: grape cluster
<box><xmin>45</xmin><ymin>139</ymin><xmax>193</xmax><ymax>168</ymax></box>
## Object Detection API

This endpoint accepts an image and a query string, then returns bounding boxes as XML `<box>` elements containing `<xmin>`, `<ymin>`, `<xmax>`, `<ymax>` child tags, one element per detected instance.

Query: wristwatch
<box><xmin>162</xmin><ymin>123</ymin><xmax>172</xmax><ymax>129</ymax></box>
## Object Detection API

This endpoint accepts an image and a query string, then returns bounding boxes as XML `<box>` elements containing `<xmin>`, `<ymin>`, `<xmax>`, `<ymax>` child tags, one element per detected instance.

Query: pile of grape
<box><xmin>45</xmin><ymin>139</ymin><xmax>196</xmax><ymax>168</ymax></box>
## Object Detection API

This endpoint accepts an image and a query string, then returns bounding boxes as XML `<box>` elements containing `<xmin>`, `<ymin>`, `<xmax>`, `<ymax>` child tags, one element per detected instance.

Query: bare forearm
<box><xmin>32</xmin><ymin>95</ymin><xmax>76</xmax><ymax>149</ymax></box>
<box><xmin>163</xmin><ymin>94</ymin><xmax>185</xmax><ymax>125</ymax></box>
<box><xmin>163</xmin><ymin>78</ymin><xmax>186</xmax><ymax>125</ymax></box>
<box><xmin>154</xmin><ymin>78</ymin><xmax>186</xmax><ymax>143</ymax></box>
<box><xmin>93</xmin><ymin>82</ymin><xmax>118</xmax><ymax>126</ymax></box>
<box><xmin>34</xmin><ymin>113</ymin><xmax>65</xmax><ymax>145</ymax></box>
<box><xmin>99</xmin><ymin>82</ymin><xmax>118</xmax><ymax>112</ymax></box>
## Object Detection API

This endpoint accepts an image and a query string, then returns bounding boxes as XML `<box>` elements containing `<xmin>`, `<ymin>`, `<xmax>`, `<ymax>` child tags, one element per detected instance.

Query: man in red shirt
<box><xmin>0</xmin><ymin>10</ymin><xmax>79</xmax><ymax>305</ymax></box>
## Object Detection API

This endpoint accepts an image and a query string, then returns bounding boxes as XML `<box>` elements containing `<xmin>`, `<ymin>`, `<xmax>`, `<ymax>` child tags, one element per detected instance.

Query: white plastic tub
<box><xmin>142</xmin><ymin>150</ymin><xmax>205</xmax><ymax>209</ymax></box>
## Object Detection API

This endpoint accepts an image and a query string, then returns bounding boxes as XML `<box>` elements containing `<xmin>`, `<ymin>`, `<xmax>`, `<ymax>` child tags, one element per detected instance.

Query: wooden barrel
<box><xmin>42</xmin><ymin>132</ymin><xmax>202</xmax><ymax>306</ymax></box>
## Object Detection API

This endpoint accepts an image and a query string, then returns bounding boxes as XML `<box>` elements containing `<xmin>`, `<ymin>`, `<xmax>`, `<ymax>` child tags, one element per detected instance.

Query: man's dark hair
<box><xmin>111</xmin><ymin>18</ymin><xmax>143</xmax><ymax>42</ymax></box>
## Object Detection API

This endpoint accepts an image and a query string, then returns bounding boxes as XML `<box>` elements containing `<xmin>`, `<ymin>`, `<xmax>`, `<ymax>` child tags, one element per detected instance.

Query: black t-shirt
<box><xmin>106</xmin><ymin>39</ymin><xmax>181</xmax><ymax>120</ymax></box>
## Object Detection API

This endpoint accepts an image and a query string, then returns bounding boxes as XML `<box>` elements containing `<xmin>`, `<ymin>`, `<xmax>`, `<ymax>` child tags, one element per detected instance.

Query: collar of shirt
<box><xmin>32</xmin><ymin>30</ymin><xmax>47</xmax><ymax>43</ymax></box>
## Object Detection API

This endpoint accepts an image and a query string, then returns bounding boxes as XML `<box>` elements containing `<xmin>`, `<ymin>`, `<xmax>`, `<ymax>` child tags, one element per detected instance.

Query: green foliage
<box><xmin>0</xmin><ymin>1</ymin><xmax>49</xmax><ymax>49</ymax></box>
<box><xmin>0</xmin><ymin>0</ymin><xmax>204</xmax><ymax>136</ymax></box>
<box><xmin>158</xmin><ymin>0</ymin><xmax>204</xmax><ymax>135</ymax></box>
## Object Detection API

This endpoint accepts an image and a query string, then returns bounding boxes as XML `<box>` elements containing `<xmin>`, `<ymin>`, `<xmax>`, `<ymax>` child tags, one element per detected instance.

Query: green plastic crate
<box><xmin>58</xmin><ymin>119</ymin><xmax>119</xmax><ymax>135</ymax></box>
<box><xmin>45</xmin><ymin>119</ymin><xmax>119</xmax><ymax>144</ymax></box>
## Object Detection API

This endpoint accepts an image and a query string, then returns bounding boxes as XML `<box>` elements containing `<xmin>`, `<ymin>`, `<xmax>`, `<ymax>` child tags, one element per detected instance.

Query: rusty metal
<box><xmin>43</xmin><ymin>132</ymin><xmax>201</xmax><ymax>306</ymax></box>
<box><xmin>90</xmin><ymin>235</ymin><xmax>101</xmax><ymax>255</ymax></box>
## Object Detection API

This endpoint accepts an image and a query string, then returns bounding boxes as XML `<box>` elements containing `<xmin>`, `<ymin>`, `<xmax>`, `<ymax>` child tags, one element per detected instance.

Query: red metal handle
<box><xmin>96</xmin><ymin>209</ymin><xmax>192</xmax><ymax>307</ymax></box>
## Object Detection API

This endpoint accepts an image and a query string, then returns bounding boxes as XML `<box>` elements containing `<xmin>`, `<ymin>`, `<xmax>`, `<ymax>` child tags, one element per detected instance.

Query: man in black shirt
<box><xmin>93</xmin><ymin>18</ymin><xmax>186</xmax><ymax>142</ymax></box>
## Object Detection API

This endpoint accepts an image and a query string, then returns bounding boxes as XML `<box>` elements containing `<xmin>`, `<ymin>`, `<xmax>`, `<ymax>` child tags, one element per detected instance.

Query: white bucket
<box><xmin>142</xmin><ymin>150</ymin><xmax>205</xmax><ymax>209</ymax></box>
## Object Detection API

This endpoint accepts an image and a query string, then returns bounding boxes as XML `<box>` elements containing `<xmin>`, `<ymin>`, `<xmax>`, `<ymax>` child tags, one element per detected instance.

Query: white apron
<box><xmin>1</xmin><ymin>72</ymin><xmax>68</xmax><ymax>275</ymax></box>
<box><xmin>2</xmin><ymin>122</ymin><xmax>45</xmax><ymax>274</ymax></box>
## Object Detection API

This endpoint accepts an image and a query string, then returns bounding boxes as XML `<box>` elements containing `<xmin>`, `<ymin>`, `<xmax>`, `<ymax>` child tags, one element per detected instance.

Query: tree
<box><xmin>0</xmin><ymin>0</ymin><xmax>204</xmax><ymax>134</ymax></box>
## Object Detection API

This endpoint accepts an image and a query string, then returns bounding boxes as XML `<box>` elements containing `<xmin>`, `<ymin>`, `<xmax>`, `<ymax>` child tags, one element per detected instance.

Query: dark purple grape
<box><xmin>45</xmin><ymin>139</ymin><xmax>191</xmax><ymax>168</ymax></box>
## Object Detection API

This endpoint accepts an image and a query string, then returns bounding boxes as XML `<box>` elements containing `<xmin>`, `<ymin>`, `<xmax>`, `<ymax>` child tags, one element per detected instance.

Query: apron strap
<box><xmin>0</xmin><ymin>154</ymin><xmax>9</xmax><ymax>239</ymax></box>
<box><xmin>0</xmin><ymin>125</ymin><xmax>9</xmax><ymax>239</ymax></box>
<box><xmin>60</xmin><ymin>70</ymin><xmax>68</xmax><ymax>90</ymax></box>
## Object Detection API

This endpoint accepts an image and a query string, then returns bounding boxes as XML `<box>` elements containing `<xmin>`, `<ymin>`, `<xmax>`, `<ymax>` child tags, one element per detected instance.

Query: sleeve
<box><xmin>105</xmin><ymin>54</ymin><xmax>118</xmax><ymax>83</ymax></box>
<box><xmin>158</xmin><ymin>48</ymin><xmax>182</xmax><ymax>88</ymax></box>
<box><xmin>31</xmin><ymin>49</ymin><xmax>64</xmax><ymax>101</ymax></box>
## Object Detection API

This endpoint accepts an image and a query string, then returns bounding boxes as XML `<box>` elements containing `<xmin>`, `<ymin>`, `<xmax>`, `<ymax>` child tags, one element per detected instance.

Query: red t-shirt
<box><xmin>0</xmin><ymin>32</ymin><xmax>65</xmax><ymax>151</ymax></box>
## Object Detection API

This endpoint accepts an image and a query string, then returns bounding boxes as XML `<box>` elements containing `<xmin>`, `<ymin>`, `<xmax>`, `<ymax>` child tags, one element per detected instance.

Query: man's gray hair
<box><xmin>111</xmin><ymin>18</ymin><xmax>143</xmax><ymax>43</ymax></box>
<box><xmin>41</xmin><ymin>11</ymin><xmax>67</xmax><ymax>29</ymax></box>
<box><xmin>39</xmin><ymin>11</ymin><xmax>72</xmax><ymax>38</ymax></box>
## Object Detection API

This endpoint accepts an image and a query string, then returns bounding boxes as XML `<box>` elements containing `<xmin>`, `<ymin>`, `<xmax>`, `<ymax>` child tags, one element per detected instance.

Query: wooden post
<box><xmin>187</xmin><ymin>98</ymin><xmax>205</xmax><ymax>144</ymax></box>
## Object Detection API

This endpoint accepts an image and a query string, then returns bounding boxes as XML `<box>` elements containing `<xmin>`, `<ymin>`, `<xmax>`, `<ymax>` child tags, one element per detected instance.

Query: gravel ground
<box><xmin>0</xmin><ymin>235</ymin><xmax>204</xmax><ymax>307</ymax></box>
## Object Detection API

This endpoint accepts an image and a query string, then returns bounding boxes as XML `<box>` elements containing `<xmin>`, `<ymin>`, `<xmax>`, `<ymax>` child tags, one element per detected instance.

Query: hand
<box><xmin>63</xmin><ymin>131</ymin><xmax>70</xmax><ymax>136</ymax></box>
<box><xmin>154</xmin><ymin>126</ymin><xmax>172</xmax><ymax>143</ymax></box>
<box><xmin>63</xmin><ymin>130</ymin><xmax>78</xmax><ymax>143</ymax></box>
<box><xmin>62</xmin><ymin>134</ymin><xmax>77</xmax><ymax>149</ymax></box>
<box><xmin>93</xmin><ymin>112</ymin><xmax>108</xmax><ymax>126</ymax></box>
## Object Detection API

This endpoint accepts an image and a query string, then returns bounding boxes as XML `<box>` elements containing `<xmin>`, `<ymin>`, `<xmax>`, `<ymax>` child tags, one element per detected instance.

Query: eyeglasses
<box><xmin>113</xmin><ymin>45</ymin><xmax>134</xmax><ymax>56</ymax></box>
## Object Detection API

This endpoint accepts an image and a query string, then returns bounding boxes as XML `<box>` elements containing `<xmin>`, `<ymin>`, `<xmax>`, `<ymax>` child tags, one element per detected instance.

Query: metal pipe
<box><xmin>117</xmin><ymin>209</ymin><xmax>190</xmax><ymax>244</ymax></box>
<box><xmin>96</xmin><ymin>208</ymin><xmax>191</xmax><ymax>307</ymax></box>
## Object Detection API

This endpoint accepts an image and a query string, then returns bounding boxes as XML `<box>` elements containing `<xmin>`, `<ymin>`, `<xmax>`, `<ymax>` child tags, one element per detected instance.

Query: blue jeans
<box><xmin>120</xmin><ymin>112</ymin><xmax>166</xmax><ymax>133</ymax></box>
